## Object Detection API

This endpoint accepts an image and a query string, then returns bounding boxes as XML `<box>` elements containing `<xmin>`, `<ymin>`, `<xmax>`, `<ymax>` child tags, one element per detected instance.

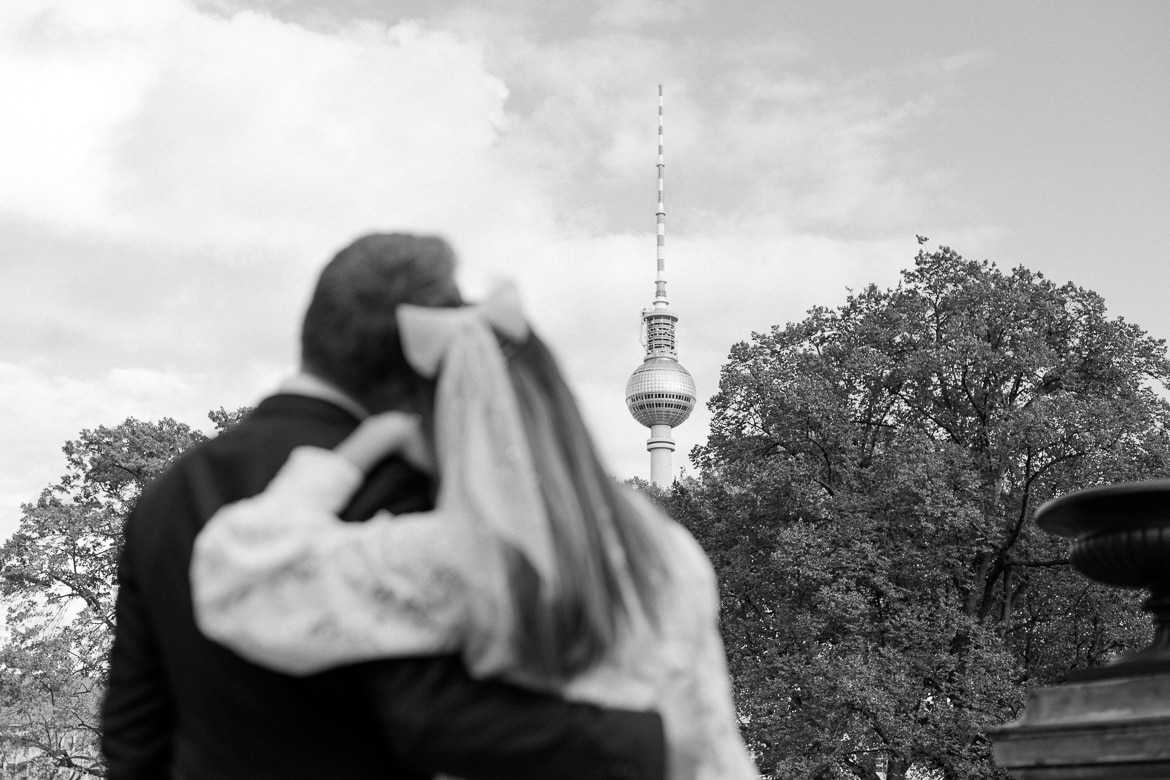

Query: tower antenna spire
<box><xmin>655</xmin><ymin>83</ymin><xmax>668</xmax><ymax>307</ymax></box>
<box><xmin>625</xmin><ymin>84</ymin><xmax>696</xmax><ymax>486</ymax></box>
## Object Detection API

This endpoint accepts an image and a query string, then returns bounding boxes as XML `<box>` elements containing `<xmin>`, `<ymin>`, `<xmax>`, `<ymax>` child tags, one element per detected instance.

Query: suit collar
<box><xmin>251</xmin><ymin>392</ymin><xmax>363</xmax><ymax>426</ymax></box>
<box><xmin>276</xmin><ymin>372</ymin><xmax>369</xmax><ymax>421</ymax></box>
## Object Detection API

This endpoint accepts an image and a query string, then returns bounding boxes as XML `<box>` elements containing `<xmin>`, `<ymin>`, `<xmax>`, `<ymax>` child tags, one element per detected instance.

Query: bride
<box><xmin>190</xmin><ymin>284</ymin><xmax>758</xmax><ymax>780</ymax></box>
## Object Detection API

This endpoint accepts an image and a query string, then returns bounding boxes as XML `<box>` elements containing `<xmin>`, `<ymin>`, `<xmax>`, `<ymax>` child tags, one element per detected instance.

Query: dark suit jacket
<box><xmin>102</xmin><ymin>394</ymin><xmax>664</xmax><ymax>780</ymax></box>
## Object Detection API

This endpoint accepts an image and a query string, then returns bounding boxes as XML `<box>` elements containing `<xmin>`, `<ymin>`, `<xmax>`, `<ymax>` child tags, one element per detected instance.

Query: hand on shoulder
<box><xmin>335</xmin><ymin>412</ymin><xmax>433</xmax><ymax>474</ymax></box>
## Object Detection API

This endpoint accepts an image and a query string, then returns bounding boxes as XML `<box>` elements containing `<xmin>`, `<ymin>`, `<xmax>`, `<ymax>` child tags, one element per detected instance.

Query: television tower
<box><xmin>625</xmin><ymin>85</ymin><xmax>696</xmax><ymax>486</ymax></box>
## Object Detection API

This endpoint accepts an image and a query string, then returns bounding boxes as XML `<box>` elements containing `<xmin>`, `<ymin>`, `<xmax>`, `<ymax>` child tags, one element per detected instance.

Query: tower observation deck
<box><xmin>625</xmin><ymin>85</ymin><xmax>696</xmax><ymax>486</ymax></box>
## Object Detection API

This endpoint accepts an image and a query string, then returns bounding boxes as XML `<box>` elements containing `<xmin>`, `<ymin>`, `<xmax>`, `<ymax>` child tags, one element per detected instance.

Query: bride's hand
<box><xmin>334</xmin><ymin>412</ymin><xmax>433</xmax><ymax>475</ymax></box>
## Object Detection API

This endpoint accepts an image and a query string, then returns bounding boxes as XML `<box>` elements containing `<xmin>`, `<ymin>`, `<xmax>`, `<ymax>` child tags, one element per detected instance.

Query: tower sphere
<box><xmin>625</xmin><ymin>356</ymin><xmax>696</xmax><ymax>428</ymax></box>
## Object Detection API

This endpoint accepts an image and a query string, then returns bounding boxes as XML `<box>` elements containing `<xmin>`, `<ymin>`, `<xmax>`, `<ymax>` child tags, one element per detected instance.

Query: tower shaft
<box><xmin>647</xmin><ymin>425</ymin><xmax>676</xmax><ymax>486</ymax></box>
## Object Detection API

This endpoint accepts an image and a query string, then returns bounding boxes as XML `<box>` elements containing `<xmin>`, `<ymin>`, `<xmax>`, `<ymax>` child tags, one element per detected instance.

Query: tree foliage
<box><xmin>668</xmin><ymin>248</ymin><xmax>1170</xmax><ymax>779</ymax></box>
<box><xmin>0</xmin><ymin>409</ymin><xmax>250</xmax><ymax>777</ymax></box>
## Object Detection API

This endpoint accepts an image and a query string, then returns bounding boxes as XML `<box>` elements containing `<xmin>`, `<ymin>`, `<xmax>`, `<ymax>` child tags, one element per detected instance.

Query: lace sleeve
<box><xmin>191</xmin><ymin>447</ymin><xmax>487</xmax><ymax>676</ymax></box>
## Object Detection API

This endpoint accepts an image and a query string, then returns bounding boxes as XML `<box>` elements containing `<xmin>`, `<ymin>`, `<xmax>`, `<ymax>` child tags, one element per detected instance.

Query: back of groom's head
<box><xmin>301</xmin><ymin>233</ymin><xmax>463</xmax><ymax>398</ymax></box>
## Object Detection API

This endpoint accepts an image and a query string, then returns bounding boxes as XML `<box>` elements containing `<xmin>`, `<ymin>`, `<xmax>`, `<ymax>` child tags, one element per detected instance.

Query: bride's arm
<box><xmin>191</xmin><ymin>421</ymin><xmax>494</xmax><ymax>676</ymax></box>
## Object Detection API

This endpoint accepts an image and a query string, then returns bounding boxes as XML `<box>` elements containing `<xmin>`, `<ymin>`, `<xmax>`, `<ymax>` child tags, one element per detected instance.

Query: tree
<box><xmin>673</xmin><ymin>247</ymin><xmax>1170</xmax><ymax>778</ymax></box>
<box><xmin>0</xmin><ymin>409</ymin><xmax>250</xmax><ymax>777</ymax></box>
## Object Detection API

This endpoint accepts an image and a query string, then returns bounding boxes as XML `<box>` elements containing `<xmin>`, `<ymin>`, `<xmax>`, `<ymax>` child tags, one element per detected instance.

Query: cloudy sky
<box><xmin>2</xmin><ymin>0</ymin><xmax>1168</xmax><ymax>541</ymax></box>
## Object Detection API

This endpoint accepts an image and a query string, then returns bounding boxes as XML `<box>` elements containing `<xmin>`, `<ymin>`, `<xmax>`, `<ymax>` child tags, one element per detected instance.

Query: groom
<box><xmin>101</xmin><ymin>234</ymin><xmax>665</xmax><ymax>780</ymax></box>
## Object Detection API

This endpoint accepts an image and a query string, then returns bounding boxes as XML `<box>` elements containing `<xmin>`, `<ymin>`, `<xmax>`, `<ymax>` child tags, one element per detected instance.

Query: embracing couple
<box><xmin>101</xmin><ymin>234</ymin><xmax>757</xmax><ymax>780</ymax></box>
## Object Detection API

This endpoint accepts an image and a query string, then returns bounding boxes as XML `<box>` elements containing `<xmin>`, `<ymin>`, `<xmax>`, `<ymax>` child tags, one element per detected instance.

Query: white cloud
<box><xmin>592</xmin><ymin>0</ymin><xmax>708</xmax><ymax>29</ymax></box>
<box><xmin>0</xmin><ymin>1</ymin><xmax>528</xmax><ymax>253</ymax></box>
<box><xmin>0</xmin><ymin>0</ymin><xmax>167</xmax><ymax>226</ymax></box>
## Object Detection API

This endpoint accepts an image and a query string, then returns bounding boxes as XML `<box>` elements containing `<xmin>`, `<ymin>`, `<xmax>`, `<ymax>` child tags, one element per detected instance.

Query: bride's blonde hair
<box><xmin>499</xmin><ymin>333</ymin><xmax>668</xmax><ymax>679</ymax></box>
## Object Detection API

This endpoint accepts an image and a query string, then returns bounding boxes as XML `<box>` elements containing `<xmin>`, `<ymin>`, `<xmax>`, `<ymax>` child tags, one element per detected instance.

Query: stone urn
<box><xmin>1035</xmin><ymin>479</ymin><xmax>1170</xmax><ymax>677</ymax></box>
<box><xmin>990</xmin><ymin>480</ymin><xmax>1170</xmax><ymax>778</ymax></box>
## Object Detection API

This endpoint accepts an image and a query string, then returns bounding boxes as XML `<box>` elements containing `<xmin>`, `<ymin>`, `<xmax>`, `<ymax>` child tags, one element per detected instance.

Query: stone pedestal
<box><xmin>990</xmin><ymin>673</ymin><xmax>1170</xmax><ymax>778</ymax></box>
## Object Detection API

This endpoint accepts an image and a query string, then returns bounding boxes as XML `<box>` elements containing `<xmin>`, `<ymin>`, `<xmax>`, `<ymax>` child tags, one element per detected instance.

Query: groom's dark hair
<box><xmin>301</xmin><ymin>233</ymin><xmax>463</xmax><ymax>398</ymax></box>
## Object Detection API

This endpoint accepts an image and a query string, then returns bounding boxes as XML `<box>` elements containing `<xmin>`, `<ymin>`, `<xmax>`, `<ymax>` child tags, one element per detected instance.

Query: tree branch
<box><xmin>1005</xmin><ymin>559</ymin><xmax>1070</xmax><ymax>568</ymax></box>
